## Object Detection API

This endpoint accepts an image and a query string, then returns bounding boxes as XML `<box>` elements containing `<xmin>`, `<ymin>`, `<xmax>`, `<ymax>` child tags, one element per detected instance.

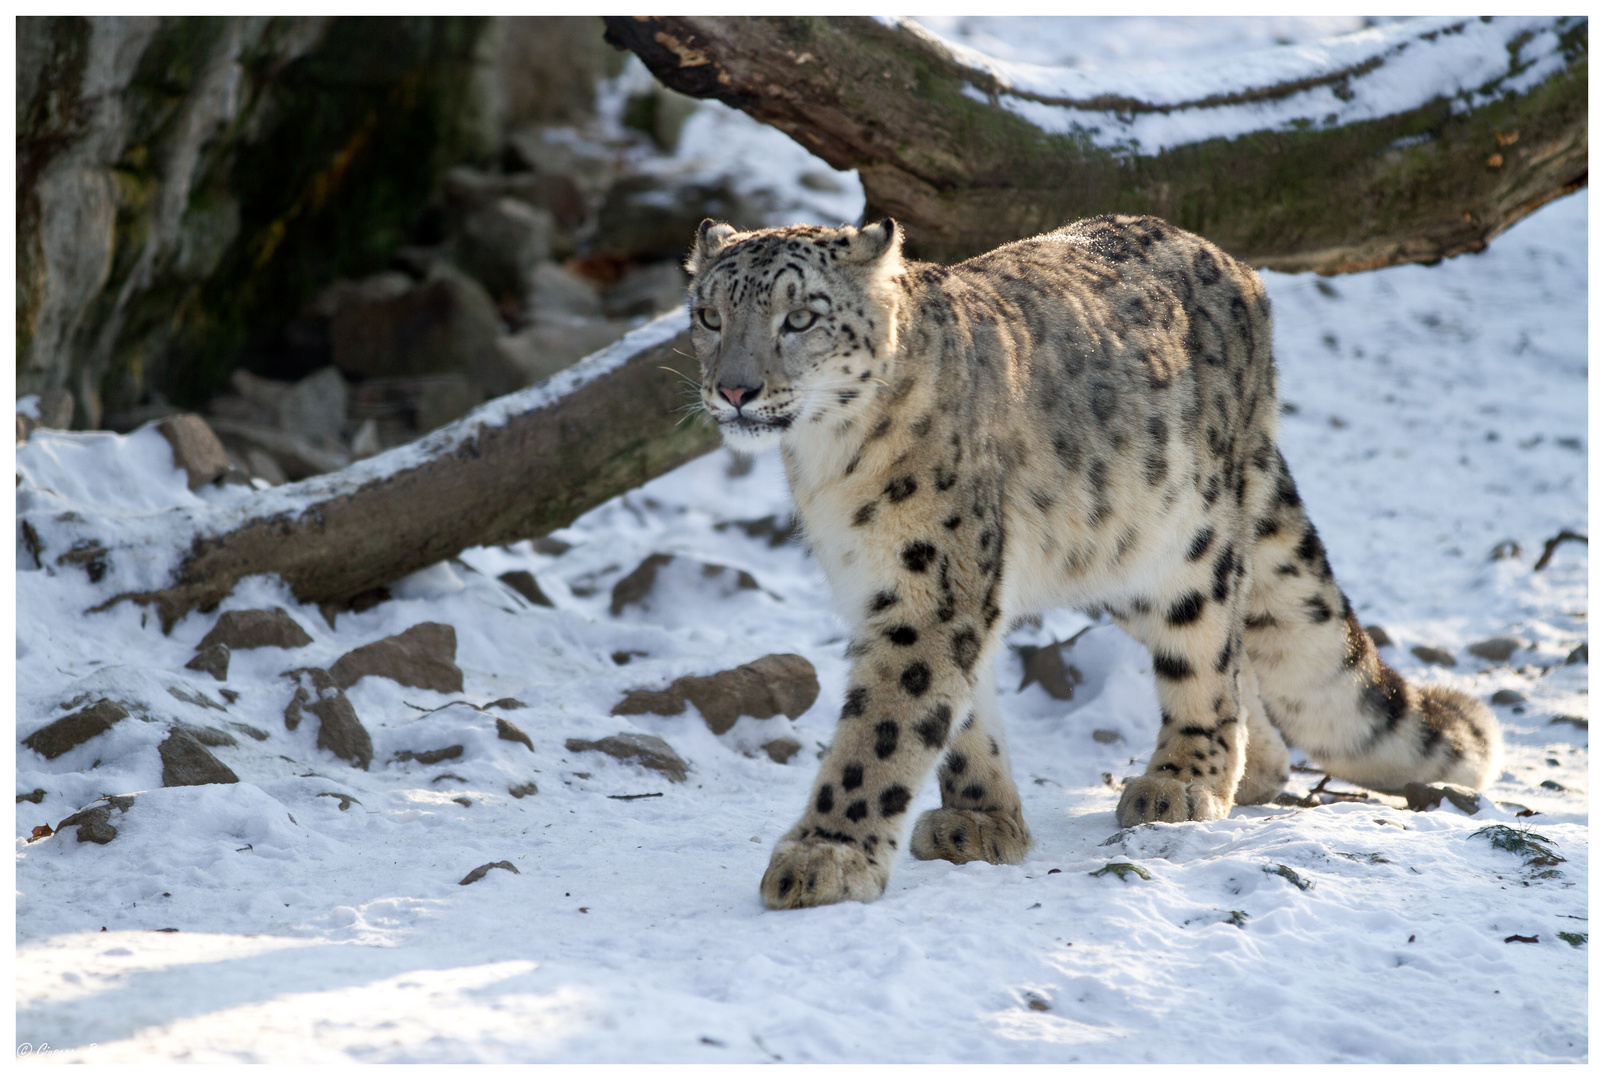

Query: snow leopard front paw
<box><xmin>909</xmin><ymin>807</ymin><xmax>1031</xmax><ymax>865</ymax></box>
<box><xmin>1116</xmin><ymin>774</ymin><xmax>1231</xmax><ymax>826</ymax></box>
<box><xmin>760</xmin><ymin>836</ymin><xmax>888</xmax><ymax>909</ymax></box>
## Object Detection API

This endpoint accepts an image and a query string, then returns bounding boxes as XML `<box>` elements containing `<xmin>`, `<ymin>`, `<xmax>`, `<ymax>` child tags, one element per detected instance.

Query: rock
<box><xmin>529</xmin><ymin>262</ymin><xmax>603</xmax><ymax>319</ymax></box>
<box><xmin>613</xmin><ymin>654</ymin><xmax>821</xmax><ymax>735</ymax></box>
<box><xmin>57</xmin><ymin>795</ymin><xmax>136</xmax><ymax>845</ymax></box>
<box><xmin>459</xmin><ymin>859</ymin><xmax>520</xmax><ymax>885</ymax></box>
<box><xmin>499</xmin><ymin>317</ymin><xmax>633</xmax><ymax>385</ymax></box>
<box><xmin>198</xmin><ymin>608</ymin><xmax>314</xmax><ymax>652</ymax></box>
<box><xmin>1410</xmin><ymin>645</ymin><xmax>1457</xmax><ymax>667</ymax></box>
<box><xmin>762</xmin><ymin>737</ymin><xmax>802</xmax><ymax>764</ymax></box>
<box><xmin>229</xmin><ymin>722</ymin><xmax>270</xmax><ymax>741</ymax></box>
<box><xmin>1565</xmin><ymin>642</ymin><xmax>1587</xmax><ymax>665</ymax></box>
<box><xmin>485</xmin><ymin>697</ymin><xmax>528</xmax><ymax>710</ymax></box>
<box><xmin>18</xmin><ymin>18</ymin><xmax>492</xmax><ymax>428</ymax></box>
<box><xmin>451</xmin><ymin>196</ymin><xmax>554</xmax><ymax>303</ymax></box>
<box><xmin>1016</xmin><ymin>642</ymin><xmax>1083</xmax><ymax>700</ymax></box>
<box><xmin>1402</xmin><ymin>781</ymin><xmax>1484</xmax><ymax>814</ymax></box>
<box><xmin>242</xmin><ymin>447</ymin><xmax>289</xmax><ymax>486</ymax></box>
<box><xmin>283</xmin><ymin>668</ymin><xmax>374</xmax><ymax>769</ymax></box>
<box><xmin>155</xmin><ymin>414</ymin><xmax>231</xmax><ymax>489</ymax></box>
<box><xmin>1490</xmin><ymin>689</ymin><xmax>1527</xmax><ymax>706</ymax></box>
<box><xmin>1549</xmin><ymin>714</ymin><xmax>1588</xmax><ymax>730</ymax></box>
<box><xmin>713</xmin><ymin>514</ymin><xmax>799</xmax><ymax>547</ymax></box>
<box><xmin>22</xmin><ymin>700</ymin><xmax>129</xmax><ymax>760</ymax></box>
<box><xmin>277</xmin><ymin>367</ymin><xmax>349</xmax><ymax>445</ymax></box>
<box><xmin>159</xmin><ymin>728</ymin><xmax>240</xmax><ymax>787</ymax></box>
<box><xmin>393</xmin><ymin>745</ymin><xmax>464</xmax><ymax>765</ymax></box>
<box><xmin>602</xmin><ymin>261</ymin><xmax>689</xmax><ymax>319</ymax></box>
<box><xmin>329</xmin><ymin>622</ymin><xmax>463</xmax><ymax>693</ymax></box>
<box><xmin>1467</xmin><ymin>637</ymin><xmax>1522</xmax><ymax>662</ymax></box>
<box><xmin>565</xmin><ymin>733</ymin><xmax>688</xmax><ymax>782</ymax></box>
<box><xmin>186</xmin><ymin>643</ymin><xmax>230</xmax><ymax>681</ymax></box>
<box><xmin>595</xmin><ymin>175</ymin><xmax>761</xmax><ymax>262</ymax></box>
<box><xmin>1091</xmin><ymin>729</ymin><xmax>1122</xmax><ymax>744</ymax></box>
<box><xmin>1364</xmin><ymin>625</ymin><xmax>1393</xmax><ymax>647</ymax></box>
<box><xmin>17</xmin><ymin>789</ymin><xmax>46</xmax><ymax>804</ymax></box>
<box><xmin>318</xmin><ymin>792</ymin><xmax>361</xmax><ymax>811</ymax></box>
<box><xmin>498</xmin><ymin>570</ymin><xmax>553</xmax><ymax>607</ymax></box>
<box><xmin>347</xmin><ymin>372</ymin><xmax>486</xmax><ymax>442</ymax></box>
<box><xmin>167</xmin><ymin>685</ymin><xmax>226</xmax><ymax>711</ymax></box>
<box><xmin>176</xmin><ymin>724</ymin><xmax>237</xmax><ymax>747</ymax></box>
<box><xmin>329</xmin><ymin>263</ymin><xmax>522</xmax><ymax>397</ymax></box>
<box><xmin>496</xmin><ymin>718</ymin><xmax>534</xmax><ymax>752</ymax></box>
<box><xmin>509</xmin><ymin>781</ymin><xmax>539</xmax><ymax>798</ymax></box>
<box><xmin>207</xmin><ymin>417</ymin><xmax>350</xmax><ymax>480</ymax></box>
<box><xmin>620</xmin><ymin>84</ymin><xmax>701</xmax><ymax>152</ymax></box>
<box><xmin>37</xmin><ymin>387</ymin><xmax>75</xmax><ymax>429</ymax></box>
<box><xmin>609</xmin><ymin>553</ymin><xmax>760</xmax><ymax>617</ymax></box>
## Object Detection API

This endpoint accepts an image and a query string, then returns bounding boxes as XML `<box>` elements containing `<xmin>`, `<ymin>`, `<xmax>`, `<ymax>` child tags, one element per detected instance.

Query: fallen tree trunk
<box><xmin>23</xmin><ymin>313</ymin><xmax>711</xmax><ymax>630</ymax></box>
<box><xmin>603</xmin><ymin>15</ymin><xmax>1587</xmax><ymax>272</ymax></box>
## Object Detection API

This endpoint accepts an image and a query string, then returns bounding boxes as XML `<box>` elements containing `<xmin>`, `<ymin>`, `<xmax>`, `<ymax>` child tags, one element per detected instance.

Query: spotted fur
<box><xmin>685</xmin><ymin>215</ymin><xmax>1502</xmax><ymax>910</ymax></box>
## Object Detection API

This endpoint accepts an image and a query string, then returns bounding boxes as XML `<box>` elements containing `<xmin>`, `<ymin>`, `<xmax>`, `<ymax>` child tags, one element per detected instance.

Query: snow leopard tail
<box><xmin>1239</xmin><ymin>449</ymin><xmax>1503</xmax><ymax>793</ymax></box>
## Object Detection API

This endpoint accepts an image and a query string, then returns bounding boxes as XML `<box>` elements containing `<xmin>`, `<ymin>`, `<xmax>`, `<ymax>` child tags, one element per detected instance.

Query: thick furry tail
<box><xmin>1241</xmin><ymin>451</ymin><xmax>1502</xmax><ymax>793</ymax></box>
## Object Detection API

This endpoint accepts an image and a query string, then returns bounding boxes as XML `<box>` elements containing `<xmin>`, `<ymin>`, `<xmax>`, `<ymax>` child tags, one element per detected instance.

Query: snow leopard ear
<box><xmin>842</xmin><ymin>218</ymin><xmax>903</xmax><ymax>267</ymax></box>
<box><xmin>686</xmin><ymin>219</ymin><xmax>739</xmax><ymax>275</ymax></box>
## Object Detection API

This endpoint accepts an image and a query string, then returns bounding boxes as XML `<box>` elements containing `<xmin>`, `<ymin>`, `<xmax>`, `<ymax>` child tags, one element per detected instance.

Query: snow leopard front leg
<box><xmin>760</xmin><ymin>512</ymin><xmax>1009</xmax><ymax>909</ymax></box>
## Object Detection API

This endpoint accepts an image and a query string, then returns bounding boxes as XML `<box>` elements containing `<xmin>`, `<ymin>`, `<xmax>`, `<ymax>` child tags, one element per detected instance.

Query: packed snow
<box><xmin>13</xmin><ymin>16</ymin><xmax>1589</xmax><ymax>1065</ymax></box>
<box><xmin>906</xmin><ymin>15</ymin><xmax>1573</xmax><ymax>155</ymax></box>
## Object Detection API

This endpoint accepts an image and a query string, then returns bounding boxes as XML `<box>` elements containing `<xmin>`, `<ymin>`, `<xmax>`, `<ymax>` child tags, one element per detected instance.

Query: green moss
<box><xmin>1089</xmin><ymin>861</ymin><xmax>1151</xmax><ymax>882</ymax></box>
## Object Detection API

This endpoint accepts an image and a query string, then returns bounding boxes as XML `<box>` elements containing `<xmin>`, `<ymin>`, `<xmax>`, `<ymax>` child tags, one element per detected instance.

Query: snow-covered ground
<box><xmin>14</xmin><ymin>17</ymin><xmax>1589</xmax><ymax>1065</ymax></box>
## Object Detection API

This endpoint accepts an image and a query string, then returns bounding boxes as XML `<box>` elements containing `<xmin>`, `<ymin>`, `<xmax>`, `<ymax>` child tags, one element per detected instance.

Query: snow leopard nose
<box><xmin>718</xmin><ymin>383</ymin><xmax>763</xmax><ymax>408</ymax></box>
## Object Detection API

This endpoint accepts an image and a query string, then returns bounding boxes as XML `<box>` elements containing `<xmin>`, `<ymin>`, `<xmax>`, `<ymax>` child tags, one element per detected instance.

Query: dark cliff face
<box><xmin>16</xmin><ymin>16</ymin><xmax>493</xmax><ymax>426</ymax></box>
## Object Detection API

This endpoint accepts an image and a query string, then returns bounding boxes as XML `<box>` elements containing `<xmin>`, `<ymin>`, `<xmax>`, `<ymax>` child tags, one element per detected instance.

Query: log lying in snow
<box><xmin>24</xmin><ymin>313</ymin><xmax>712</xmax><ymax>631</ymax></box>
<box><xmin>604</xmin><ymin>15</ymin><xmax>1588</xmax><ymax>272</ymax></box>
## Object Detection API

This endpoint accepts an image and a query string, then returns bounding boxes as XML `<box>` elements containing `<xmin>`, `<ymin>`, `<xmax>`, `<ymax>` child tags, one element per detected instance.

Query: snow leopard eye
<box><xmin>783</xmin><ymin>309</ymin><xmax>818</xmax><ymax>333</ymax></box>
<box><xmin>698</xmin><ymin>308</ymin><xmax>722</xmax><ymax>331</ymax></box>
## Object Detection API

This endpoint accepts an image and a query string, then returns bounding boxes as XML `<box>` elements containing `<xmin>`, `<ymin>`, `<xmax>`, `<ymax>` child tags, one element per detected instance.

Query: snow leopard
<box><xmin>684</xmin><ymin>214</ymin><xmax>1502</xmax><ymax>910</ymax></box>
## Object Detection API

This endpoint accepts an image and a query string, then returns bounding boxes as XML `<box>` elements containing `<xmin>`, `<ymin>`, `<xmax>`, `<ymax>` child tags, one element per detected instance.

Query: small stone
<box><xmin>155</xmin><ymin>414</ymin><xmax>230</xmax><ymax>489</ymax></box>
<box><xmin>159</xmin><ymin>728</ymin><xmax>240</xmax><ymax>787</ymax></box>
<box><xmin>318</xmin><ymin>792</ymin><xmax>361</xmax><ymax>811</ymax></box>
<box><xmin>17</xmin><ymin>789</ymin><xmax>46</xmax><ymax>804</ymax></box>
<box><xmin>509</xmin><ymin>782</ymin><xmax>539</xmax><ymax>799</ymax></box>
<box><xmin>613</xmin><ymin>654</ymin><xmax>819</xmax><ymax>735</ymax></box>
<box><xmin>1549</xmin><ymin>714</ymin><xmax>1588</xmax><ymax>730</ymax></box>
<box><xmin>1402</xmin><ymin>781</ymin><xmax>1483</xmax><ymax>814</ymax></box>
<box><xmin>1565</xmin><ymin>642</ymin><xmax>1587</xmax><ymax>665</ymax></box>
<box><xmin>459</xmin><ymin>860</ymin><xmax>520</xmax><ymax>886</ymax></box>
<box><xmin>186</xmin><ymin>642</ymin><xmax>231</xmax><ymax>681</ymax></box>
<box><xmin>229</xmin><ymin>722</ymin><xmax>270</xmax><ymax>741</ymax></box>
<box><xmin>484</xmin><ymin>697</ymin><xmax>527</xmax><ymax>710</ymax></box>
<box><xmin>1410</xmin><ymin>645</ymin><xmax>1457</xmax><ymax>667</ymax></box>
<box><xmin>565</xmin><ymin>733</ymin><xmax>688</xmax><ymax>783</ymax></box>
<box><xmin>393</xmin><ymin>745</ymin><xmax>464</xmax><ymax>766</ymax></box>
<box><xmin>762</xmin><ymin>737</ymin><xmax>802</xmax><ymax>764</ymax></box>
<box><xmin>608</xmin><ymin>553</ymin><xmax>759</xmax><ymax>616</ymax></box>
<box><xmin>329</xmin><ymin>622</ymin><xmax>462</xmax><ymax>693</ymax></box>
<box><xmin>1490</xmin><ymin>689</ymin><xmax>1527</xmax><ymax>706</ymax></box>
<box><xmin>168</xmin><ymin>685</ymin><xmax>226</xmax><ymax>711</ymax></box>
<box><xmin>1091</xmin><ymin>729</ymin><xmax>1122</xmax><ymax>744</ymax></box>
<box><xmin>283</xmin><ymin>668</ymin><xmax>374</xmax><ymax>769</ymax></box>
<box><xmin>1467</xmin><ymin>637</ymin><xmax>1521</xmax><ymax>662</ymax></box>
<box><xmin>176</xmin><ymin>724</ymin><xmax>237</xmax><ymax>747</ymax></box>
<box><xmin>499</xmin><ymin>570</ymin><xmax>554</xmax><ymax>607</ymax></box>
<box><xmin>611</xmin><ymin>688</ymin><xmax>687</xmax><ymax>718</ymax></box>
<box><xmin>198</xmin><ymin>608</ymin><xmax>313</xmax><ymax>652</ymax></box>
<box><xmin>1363</xmin><ymin>625</ymin><xmax>1393</xmax><ymax>647</ymax></box>
<box><xmin>496</xmin><ymin>718</ymin><xmax>534</xmax><ymax>752</ymax></box>
<box><xmin>1017</xmin><ymin>641</ymin><xmax>1083</xmax><ymax>700</ymax></box>
<box><xmin>1539</xmin><ymin>779</ymin><xmax>1566</xmax><ymax>792</ymax></box>
<box><xmin>22</xmin><ymin>700</ymin><xmax>129</xmax><ymax>760</ymax></box>
<box><xmin>453</xmin><ymin>796</ymin><xmax>473</xmax><ymax>807</ymax></box>
<box><xmin>57</xmin><ymin>796</ymin><xmax>134</xmax><ymax>845</ymax></box>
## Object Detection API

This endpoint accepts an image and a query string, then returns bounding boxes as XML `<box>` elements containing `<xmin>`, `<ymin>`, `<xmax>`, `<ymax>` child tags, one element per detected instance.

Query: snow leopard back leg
<box><xmin>1240</xmin><ymin>450</ymin><xmax>1503</xmax><ymax>792</ymax></box>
